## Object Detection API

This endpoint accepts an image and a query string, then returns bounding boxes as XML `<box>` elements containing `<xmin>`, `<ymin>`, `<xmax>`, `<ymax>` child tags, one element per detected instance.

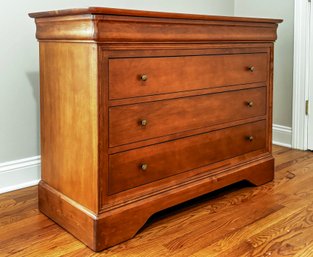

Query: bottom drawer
<box><xmin>108</xmin><ymin>120</ymin><xmax>267</xmax><ymax>194</ymax></box>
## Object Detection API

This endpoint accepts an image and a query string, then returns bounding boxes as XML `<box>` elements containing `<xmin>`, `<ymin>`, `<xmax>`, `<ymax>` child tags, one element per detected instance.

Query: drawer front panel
<box><xmin>108</xmin><ymin>120</ymin><xmax>267</xmax><ymax>194</ymax></box>
<box><xmin>109</xmin><ymin>87</ymin><xmax>267</xmax><ymax>147</ymax></box>
<box><xmin>109</xmin><ymin>53</ymin><xmax>268</xmax><ymax>99</ymax></box>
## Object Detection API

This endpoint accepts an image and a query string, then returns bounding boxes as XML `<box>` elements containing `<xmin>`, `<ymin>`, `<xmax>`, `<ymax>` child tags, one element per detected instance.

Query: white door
<box><xmin>308</xmin><ymin>83</ymin><xmax>313</xmax><ymax>149</ymax></box>
<box><xmin>308</xmin><ymin>103</ymin><xmax>313</xmax><ymax>150</ymax></box>
<box><xmin>308</xmin><ymin>0</ymin><xmax>313</xmax><ymax>150</ymax></box>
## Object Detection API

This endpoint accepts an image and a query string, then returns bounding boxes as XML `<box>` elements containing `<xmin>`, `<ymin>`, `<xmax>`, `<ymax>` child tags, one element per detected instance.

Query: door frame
<box><xmin>292</xmin><ymin>0</ymin><xmax>311</xmax><ymax>150</ymax></box>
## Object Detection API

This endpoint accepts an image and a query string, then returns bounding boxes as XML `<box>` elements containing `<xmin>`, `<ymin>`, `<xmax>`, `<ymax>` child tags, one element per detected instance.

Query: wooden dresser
<box><xmin>29</xmin><ymin>8</ymin><xmax>282</xmax><ymax>251</ymax></box>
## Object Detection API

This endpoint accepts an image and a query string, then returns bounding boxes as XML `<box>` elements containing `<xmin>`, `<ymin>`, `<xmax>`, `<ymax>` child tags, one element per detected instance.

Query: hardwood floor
<box><xmin>1</xmin><ymin>145</ymin><xmax>313</xmax><ymax>256</ymax></box>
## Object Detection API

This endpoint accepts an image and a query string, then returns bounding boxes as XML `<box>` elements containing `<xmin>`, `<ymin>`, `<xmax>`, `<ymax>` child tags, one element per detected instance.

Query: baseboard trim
<box><xmin>0</xmin><ymin>156</ymin><xmax>41</xmax><ymax>194</ymax></box>
<box><xmin>273</xmin><ymin>124</ymin><xmax>292</xmax><ymax>148</ymax></box>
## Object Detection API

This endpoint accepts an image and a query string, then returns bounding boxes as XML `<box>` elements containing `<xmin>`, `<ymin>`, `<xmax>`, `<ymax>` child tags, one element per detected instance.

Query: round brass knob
<box><xmin>247</xmin><ymin>101</ymin><xmax>254</xmax><ymax>107</ymax></box>
<box><xmin>248</xmin><ymin>66</ymin><xmax>255</xmax><ymax>72</ymax></box>
<box><xmin>140</xmin><ymin>74</ymin><xmax>148</xmax><ymax>81</ymax></box>
<box><xmin>140</xmin><ymin>163</ymin><xmax>148</xmax><ymax>171</ymax></box>
<box><xmin>247</xmin><ymin>136</ymin><xmax>254</xmax><ymax>141</ymax></box>
<box><xmin>140</xmin><ymin>119</ymin><xmax>148</xmax><ymax>126</ymax></box>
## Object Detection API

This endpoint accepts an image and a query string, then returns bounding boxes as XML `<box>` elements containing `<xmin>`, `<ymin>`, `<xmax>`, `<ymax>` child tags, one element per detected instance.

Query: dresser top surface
<box><xmin>29</xmin><ymin>6</ymin><xmax>282</xmax><ymax>24</ymax></box>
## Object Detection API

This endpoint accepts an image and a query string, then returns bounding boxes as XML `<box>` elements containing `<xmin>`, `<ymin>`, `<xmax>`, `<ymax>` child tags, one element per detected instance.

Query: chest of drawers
<box><xmin>29</xmin><ymin>7</ymin><xmax>281</xmax><ymax>251</ymax></box>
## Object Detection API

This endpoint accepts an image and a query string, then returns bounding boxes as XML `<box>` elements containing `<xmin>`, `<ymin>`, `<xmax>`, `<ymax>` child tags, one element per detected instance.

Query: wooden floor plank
<box><xmin>190</xmin><ymin>204</ymin><xmax>303</xmax><ymax>257</ymax></box>
<box><xmin>1</xmin><ymin>146</ymin><xmax>313</xmax><ymax>256</ymax></box>
<box><xmin>294</xmin><ymin>241</ymin><xmax>313</xmax><ymax>257</ymax></box>
<box><xmin>246</xmin><ymin>202</ymin><xmax>313</xmax><ymax>256</ymax></box>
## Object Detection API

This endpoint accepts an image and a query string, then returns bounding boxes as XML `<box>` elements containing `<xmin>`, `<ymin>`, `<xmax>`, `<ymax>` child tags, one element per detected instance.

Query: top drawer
<box><xmin>109</xmin><ymin>53</ymin><xmax>268</xmax><ymax>99</ymax></box>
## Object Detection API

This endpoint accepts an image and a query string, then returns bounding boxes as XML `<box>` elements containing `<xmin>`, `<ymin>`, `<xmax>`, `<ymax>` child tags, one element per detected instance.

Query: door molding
<box><xmin>292</xmin><ymin>0</ymin><xmax>311</xmax><ymax>150</ymax></box>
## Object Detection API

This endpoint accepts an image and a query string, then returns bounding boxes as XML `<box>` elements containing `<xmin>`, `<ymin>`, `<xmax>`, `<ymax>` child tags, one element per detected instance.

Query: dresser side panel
<box><xmin>39</xmin><ymin>42</ymin><xmax>99</xmax><ymax>212</ymax></box>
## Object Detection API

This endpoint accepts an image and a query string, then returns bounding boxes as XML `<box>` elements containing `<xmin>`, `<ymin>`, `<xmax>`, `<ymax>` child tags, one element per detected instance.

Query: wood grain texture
<box><xmin>29</xmin><ymin>7</ymin><xmax>281</xmax><ymax>42</ymax></box>
<box><xmin>109</xmin><ymin>121</ymin><xmax>267</xmax><ymax>194</ymax></box>
<box><xmin>1</xmin><ymin>146</ymin><xmax>313</xmax><ymax>256</ymax></box>
<box><xmin>29</xmin><ymin>8</ymin><xmax>280</xmax><ymax>252</ymax></box>
<box><xmin>28</xmin><ymin>7</ymin><xmax>282</xmax><ymax>23</ymax></box>
<box><xmin>109</xmin><ymin>53</ymin><xmax>268</xmax><ymax>99</ymax></box>
<box><xmin>109</xmin><ymin>87</ymin><xmax>267</xmax><ymax>147</ymax></box>
<box><xmin>96</xmin><ymin>16</ymin><xmax>278</xmax><ymax>43</ymax></box>
<box><xmin>40</xmin><ymin>42</ymin><xmax>99</xmax><ymax>212</ymax></box>
<box><xmin>38</xmin><ymin>182</ymin><xmax>96</xmax><ymax>249</ymax></box>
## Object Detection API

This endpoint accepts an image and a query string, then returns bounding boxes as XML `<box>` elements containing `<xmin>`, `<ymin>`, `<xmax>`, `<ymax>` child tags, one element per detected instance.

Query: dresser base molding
<box><xmin>38</xmin><ymin>156</ymin><xmax>274</xmax><ymax>251</ymax></box>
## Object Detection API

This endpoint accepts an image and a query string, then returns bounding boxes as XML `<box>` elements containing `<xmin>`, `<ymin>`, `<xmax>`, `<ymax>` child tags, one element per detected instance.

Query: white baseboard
<box><xmin>273</xmin><ymin>124</ymin><xmax>292</xmax><ymax>148</ymax></box>
<box><xmin>0</xmin><ymin>156</ymin><xmax>41</xmax><ymax>194</ymax></box>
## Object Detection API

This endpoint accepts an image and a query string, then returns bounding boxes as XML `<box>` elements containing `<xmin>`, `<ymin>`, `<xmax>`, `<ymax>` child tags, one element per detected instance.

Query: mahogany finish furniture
<box><xmin>29</xmin><ymin>8</ymin><xmax>282</xmax><ymax>251</ymax></box>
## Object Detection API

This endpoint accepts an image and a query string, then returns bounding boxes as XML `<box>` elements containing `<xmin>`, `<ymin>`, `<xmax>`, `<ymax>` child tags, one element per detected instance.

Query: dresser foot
<box><xmin>244</xmin><ymin>157</ymin><xmax>275</xmax><ymax>186</ymax></box>
<box><xmin>38</xmin><ymin>181</ymin><xmax>152</xmax><ymax>251</ymax></box>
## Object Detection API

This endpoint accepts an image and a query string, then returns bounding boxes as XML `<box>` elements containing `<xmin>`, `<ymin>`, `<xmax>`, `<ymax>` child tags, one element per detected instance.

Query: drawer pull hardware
<box><xmin>248</xmin><ymin>66</ymin><xmax>255</xmax><ymax>72</ymax></box>
<box><xmin>140</xmin><ymin>119</ymin><xmax>148</xmax><ymax>126</ymax></box>
<box><xmin>140</xmin><ymin>163</ymin><xmax>148</xmax><ymax>171</ymax></box>
<box><xmin>140</xmin><ymin>74</ymin><xmax>148</xmax><ymax>81</ymax></box>
<box><xmin>246</xmin><ymin>136</ymin><xmax>254</xmax><ymax>141</ymax></box>
<box><xmin>247</xmin><ymin>101</ymin><xmax>254</xmax><ymax>107</ymax></box>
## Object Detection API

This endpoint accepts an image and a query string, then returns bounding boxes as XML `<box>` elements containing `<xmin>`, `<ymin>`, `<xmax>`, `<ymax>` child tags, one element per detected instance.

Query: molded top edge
<box><xmin>29</xmin><ymin>7</ymin><xmax>283</xmax><ymax>24</ymax></box>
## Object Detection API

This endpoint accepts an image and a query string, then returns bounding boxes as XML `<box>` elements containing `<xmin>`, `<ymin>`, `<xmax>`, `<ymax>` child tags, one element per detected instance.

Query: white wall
<box><xmin>234</xmin><ymin>0</ymin><xmax>294</xmax><ymax>147</ymax></box>
<box><xmin>0</xmin><ymin>0</ymin><xmax>234</xmax><ymax>193</ymax></box>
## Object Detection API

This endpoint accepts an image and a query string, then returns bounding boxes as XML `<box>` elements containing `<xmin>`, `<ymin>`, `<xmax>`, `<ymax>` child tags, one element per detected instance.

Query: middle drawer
<box><xmin>109</xmin><ymin>87</ymin><xmax>266</xmax><ymax>147</ymax></box>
